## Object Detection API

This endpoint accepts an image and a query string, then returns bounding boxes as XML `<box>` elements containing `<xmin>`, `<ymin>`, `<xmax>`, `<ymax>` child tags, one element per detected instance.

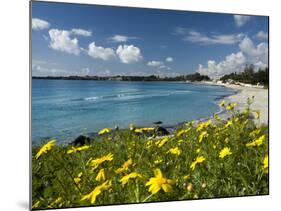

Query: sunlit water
<box><xmin>32</xmin><ymin>79</ymin><xmax>235</xmax><ymax>144</ymax></box>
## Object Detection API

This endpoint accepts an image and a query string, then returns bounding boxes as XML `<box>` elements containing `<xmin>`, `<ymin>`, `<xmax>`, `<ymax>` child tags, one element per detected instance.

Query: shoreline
<box><xmin>195</xmin><ymin>81</ymin><xmax>268</xmax><ymax>124</ymax></box>
<box><xmin>219</xmin><ymin>83</ymin><xmax>268</xmax><ymax>124</ymax></box>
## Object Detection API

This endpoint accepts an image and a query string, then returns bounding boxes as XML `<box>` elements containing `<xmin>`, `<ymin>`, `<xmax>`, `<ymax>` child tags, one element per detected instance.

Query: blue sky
<box><xmin>32</xmin><ymin>1</ymin><xmax>268</xmax><ymax>78</ymax></box>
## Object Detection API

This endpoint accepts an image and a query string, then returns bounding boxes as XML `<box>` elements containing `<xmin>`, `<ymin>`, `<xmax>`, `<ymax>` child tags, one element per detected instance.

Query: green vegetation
<box><xmin>220</xmin><ymin>65</ymin><xmax>269</xmax><ymax>87</ymax></box>
<box><xmin>32</xmin><ymin>72</ymin><xmax>210</xmax><ymax>82</ymax></box>
<box><xmin>32</xmin><ymin>100</ymin><xmax>268</xmax><ymax>209</ymax></box>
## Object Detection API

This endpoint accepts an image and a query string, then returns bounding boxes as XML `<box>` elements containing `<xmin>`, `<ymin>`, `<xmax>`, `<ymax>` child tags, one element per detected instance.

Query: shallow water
<box><xmin>32</xmin><ymin>79</ymin><xmax>235</xmax><ymax>144</ymax></box>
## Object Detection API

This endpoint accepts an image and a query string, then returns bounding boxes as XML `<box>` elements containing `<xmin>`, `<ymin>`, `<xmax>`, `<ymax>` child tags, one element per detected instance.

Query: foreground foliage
<box><xmin>32</xmin><ymin>100</ymin><xmax>269</xmax><ymax>209</ymax></box>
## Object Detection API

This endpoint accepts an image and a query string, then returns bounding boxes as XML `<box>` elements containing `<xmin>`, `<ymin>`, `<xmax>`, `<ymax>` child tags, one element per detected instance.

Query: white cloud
<box><xmin>256</xmin><ymin>30</ymin><xmax>268</xmax><ymax>40</ymax></box>
<box><xmin>166</xmin><ymin>57</ymin><xmax>173</xmax><ymax>62</ymax></box>
<box><xmin>184</xmin><ymin>30</ymin><xmax>244</xmax><ymax>45</ymax></box>
<box><xmin>147</xmin><ymin>60</ymin><xmax>171</xmax><ymax>71</ymax></box>
<box><xmin>147</xmin><ymin>60</ymin><xmax>163</xmax><ymax>67</ymax></box>
<box><xmin>32</xmin><ymin>18</ymin><xmax>50</xmax><ymax>30</ymax></box>
<box><xmin>71</xmin><ymin>28</ymin><xmax>92</xmax><ymax>37</ymax></box>
<box><xmin>234</xmin><ymin>15</ymin><xmax>251</xmax><ymax>27</ymax></box>
<box><xmin>116</xmin><ymin>45</ymin><xmax>142</xmax><ymax>63</ymax></box>
<box><xmin>32</xmin><ymin>64</ymin><xmax>93</xmax><ymax>77</ymax></box>
<box><xmin>49</xmin><ymin>29</ymin><xmax>80</xmax><ymax>55</ymax></box>
<box><xmin>109</xmin><ymin>35</ymin><xmax>138</xmax><ymax>43</ymax></box>
<box><xmin>239</xmin><ymin>37</ymin><xmax>268</xmax><ymax>65</ymax></box>
<box><xmin>197</xmin><ymin>52</ymin><xmax>246</xmax><ymax>79</ymax></box>
<box><xmin>88</xmin><ymin>42</ymin><xmax>116</xmax><ymax>61</ymax></box>
<box><xmin>196</xmin><ymin>37</ymin><xmax>268</xmax><ymax>78</ymax></box>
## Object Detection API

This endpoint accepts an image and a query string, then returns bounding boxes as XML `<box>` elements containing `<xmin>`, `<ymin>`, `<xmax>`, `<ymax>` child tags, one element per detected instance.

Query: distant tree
<box><xmin>220</xmin><ymin>65</ymin><xmax>268</xmax><ymax>86</ymax></box>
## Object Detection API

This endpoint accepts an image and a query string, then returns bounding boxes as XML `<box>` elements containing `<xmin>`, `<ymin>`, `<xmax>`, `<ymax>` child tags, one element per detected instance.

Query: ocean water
<box><xmin>32</xmin><ymin>79</ymin><xmax>235</xmax><ymax>144</ymax></box>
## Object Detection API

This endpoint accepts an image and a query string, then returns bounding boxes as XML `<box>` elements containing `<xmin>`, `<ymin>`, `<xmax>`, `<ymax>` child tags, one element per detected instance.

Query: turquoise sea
<box><xmin>32</xmin><ymin>79</ymin><xmax>236</xmax><ymax>144</ymax></box>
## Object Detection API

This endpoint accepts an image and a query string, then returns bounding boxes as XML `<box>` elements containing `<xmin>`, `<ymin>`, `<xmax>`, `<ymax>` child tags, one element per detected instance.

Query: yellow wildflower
<box><xmin>81</xmin><ymin>180</ymin><xmax>112</xmax><ymax>204</ymax></box>
<box><xmin>96</xmin><ymin>168</ymin><xmax>106</xmax><ymax>182</ymax></box>
<box><xmin>226</xmin><ymin>103</ymin><xmax>237</xmax><ymax>110</ymax></box>
<box><xmin>190</xmin><ymin>156</ymin><xmax>206</xmax><ymax>171</ymax></box>
<box><xmin>219</xmin><ymin>100</ymin><xmax>225</xmax><ymax>107</ymax></box>
<box><xmin>115</xmin><ymin>158</ymin><xmax>133</xmax><ymax>174</ymax></box>
<box><xmin>176</xmin><ymin>128</ymin><xmax>190</xmax><ymax>137</ymax></box>
<box><xmin>197</xmin><ymin>119</ymin><xmax>211</xmax><ymax>132</ymax></box>
<box><xmin>154</xmin><ymin>159</ymin><xmax>163</xmax><ymax>164</ymax></box>
<box><xmin>134</xmin><ymin>127</ymin><xmax>154</xmax><ymax>133</ymax></box>
<box><xmin>199</xmin><ymin>131</ymin><xmax>208</xmax><ymax>143</ymax></box>
<box><xmin>249</xmin><ymin>128</ymin><xmax>261</xmax><ymax>138</ymax></box>
<box><xmin>98</xmin><ymin>128</ymin><xmax>111</xmax><ymax>135</ymax></box>
<box><xmin>67</xmin><ymin>145</ymin><xmax>90</xmax><ymax>154</ymax></box>
<box><xmin>74</xmin><ymin>172</ymin><xmax>83</xmax><ymax>184</ymax></box>
<box><xmin>246</xmin><ymin>135</ymin><xmax>266</xmax><ymax>147</ymax></box>
<box><xmin>263</xmin><ymin>155</ymin><xmax>269</xmax><ymax>173</ymax></box>
<box><xmin>89</xmin><ymin>153</ymin><xmax>114</xmax><ymax>169</ymax></box>
<box><xmin>219</xmin><ymin>147</ymin><xmax>232</xmax><ymax>159</ymax></box>
<box><xmin>224</xmin><ymin>120</ymin><xmax>233</xmax><ymax>129</ymax></box>
<box><xmin>196</xmin><ymin>148</ymin><xmax>201</xmax><ymax>153</ymax></box>
<box><xmin>145</xmin><ymin>168</ymin><xmax>173</xmax><ymax>194</ymax></box>
<box><xmin>156</xmin><ymin>137</ymin><xmax>169</xmax><ymax>147</ymax></box>
<box><xmin>146</xmin><ymin>140</ymin><xmax>153</xmax><ymax>149</ymax></box>
<box><xmin>35</xmin><ymin>139</ymin><xmax>56</xmax><ymax>159</ymax></box>
<box><xmin>183</xmin><ymin>175</ymin><xmax>190</xmax><ymax>180</ymax></box>
<box><xmin>120</xmin><ymin>172</ymin><xmax>142</xmax><ymax>185</ymax></box>
<box><xmin>167</xmin><ymin>147</ymin><xmax>181</xmax><ymax>156</ymax></box>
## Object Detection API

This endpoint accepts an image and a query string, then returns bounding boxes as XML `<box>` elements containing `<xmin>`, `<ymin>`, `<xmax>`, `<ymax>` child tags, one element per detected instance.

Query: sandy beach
<box><xmin>221</xmin><ymin>84</ymin><xmax>268</xmax><ymax>124</ymax></box>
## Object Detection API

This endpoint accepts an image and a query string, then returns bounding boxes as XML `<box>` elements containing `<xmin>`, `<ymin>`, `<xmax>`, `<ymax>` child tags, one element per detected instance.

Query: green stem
<box><xmin>142</xmin><ymin>193</ymin><xmax>154</xmax><ymax>202</ymax></box>
<box><xmin>52</xmin><ymin>153</ymin><xmax>82</xmax><ymax>194</ymax></box>
<box><xmin>134</xmin><ymin>180</ymin><xmax>140</xmax><ymax>203</ymax></box>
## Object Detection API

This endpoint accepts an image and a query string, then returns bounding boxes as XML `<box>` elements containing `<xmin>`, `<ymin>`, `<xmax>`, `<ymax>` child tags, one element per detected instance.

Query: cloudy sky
<box><xmin>32</xmin><ymin>1</ymin><xmax>268</xmax><ymax>78</ymax></box>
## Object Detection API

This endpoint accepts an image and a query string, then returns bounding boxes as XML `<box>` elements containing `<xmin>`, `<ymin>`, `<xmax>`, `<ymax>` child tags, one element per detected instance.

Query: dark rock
<box><xmin>71</xmin><ymin>135</ymin><xmax>91</xmax><ymax>146</ymax></box>
<box><xmin>155</xmin><ymin>126</ymin><xmax>170</xmax><ymax>136</ymax></box>
<box><xmin>153</xmin><ymin>121</ymin><xmax>163</xmax><ymax>125</ymax></box>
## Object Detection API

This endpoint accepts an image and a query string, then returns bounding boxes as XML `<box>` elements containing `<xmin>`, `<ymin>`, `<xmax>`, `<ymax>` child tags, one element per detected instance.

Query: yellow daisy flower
<box><xmin>246</xmin><ymin>135</ymin><xmax>266</xmax><ymax>147</ymax></box>
<box><xmin>120</xmin><ymin>172</ymin><xmax>142</xmax><ymax>185</ymax></box>
<box><xmin>115</xmin><ymin>158</ymin><xmax>133</xmax><ymax>174</ymax></box>
<box><xmin>156</xmin><ymin>137</ymin><xmax>169</xmax><ymax>148</ymax></box>
<box><xmin>199</xmin><ymin>131</ymin><xmax>208</xmax><ymax>143</ymax></box>
<box><xmin>145</xmin><ymin>168</ymin><xmax>173</xmax><ymax>194</ymax></box>
<box><xmin>98</xmin><ymin>128</ymin><xmax>112</xmax><ymax>135</ymax></box>
<box><xmin>67</xmin><ymin>145</ymin><xmax>90</xmax><ymax>154</ymax></box>
<box><xmin>81</xmin><ymin>180</ymin><xmax>112</xmax><ymax>204</ymax></box>
<box><xmin>96</xmin><ymin>168</ymin><xmax>106</xmax><ymax>182</ymax></box>
<box><xmin>74</xmin><ymin>172</ymin><xmax>83</xmax><ymax>184</ymax></box>
<box><xmin>219</xmin><ymin>147</ymin><xmax>232</xmax><ymax>159</ymax></box>
<box><xmin>167</xmin><ymin>147</ymin><xmax>181</xmax><ymax>156</ymax></box>
<box><xmin>89</xmin><ymin>153</ymin><xmax>114</xmax><ymax>169</ymax></box>
<box><xmin>190</xmin><ymin>156</ymin><xmax>206</xmax><ymax>171</ymax></box>
<box><xmin>35</xmin><ymin>139</ymin><xmax>56</xmax><ymax>159</ymax></box>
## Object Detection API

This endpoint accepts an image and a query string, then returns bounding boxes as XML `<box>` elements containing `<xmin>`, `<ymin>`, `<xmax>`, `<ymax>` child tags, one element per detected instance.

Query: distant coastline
<box><xmin>32</xmin><ymin>72</ymin><xmax>210</xmax><ymax>82</ymax></box>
